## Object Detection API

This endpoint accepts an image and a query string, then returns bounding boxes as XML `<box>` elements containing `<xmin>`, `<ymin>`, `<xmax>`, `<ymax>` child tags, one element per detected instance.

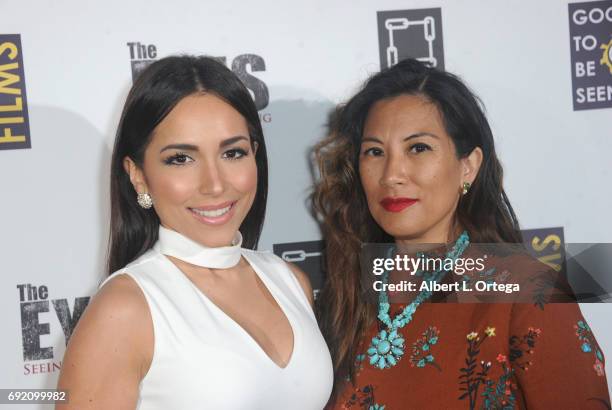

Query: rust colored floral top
<box><xmin>329</xmin><ymin>254</ymin><xmax>610</xmax><ymax>410</ymax></box>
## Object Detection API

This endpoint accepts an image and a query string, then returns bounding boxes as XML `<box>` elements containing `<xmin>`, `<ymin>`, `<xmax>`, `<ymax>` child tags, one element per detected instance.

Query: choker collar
<box><xmin>156</xmin><ymin>225</ymin><xmax>242</xmax><ymax>269</ymax></box>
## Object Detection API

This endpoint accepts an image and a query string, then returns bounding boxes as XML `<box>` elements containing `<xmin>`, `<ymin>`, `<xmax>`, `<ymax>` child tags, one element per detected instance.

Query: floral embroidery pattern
<box><xmin>481</xmin><ymin>354</ymin><xmax>517</xmax><ymax>410</ymax></box>
<box><xmin>529</xmin><ymin>269</ymin><xmax>565</xmax><ymax>310</ymax></box>
<box><xmin>574</xmin><ymin>320</ymin><xmax>605</xmax><ymax>377</ymax></box>
<box><xmin>458</xmin><ymin>326</ymin><xmax>497</xmax><ymax>410</ymax></box>
<box><xmin>410</xmin><ymin>326</ymin><xmax>441</xmax><ymax>370</ymax></box>
<box><xmin>509</xmin><ymin>327</ymin><xmax>541</xmax><ymax>371</ymax></box>
<box><xmin>343</xmin><ymin>384</ymin><xmax>385</xmax><ymax>410</ymax></box>
<box><xmin>355</xmin><ymin>354</ymin><xmax>366</xmax><ymax>373</ymax></box>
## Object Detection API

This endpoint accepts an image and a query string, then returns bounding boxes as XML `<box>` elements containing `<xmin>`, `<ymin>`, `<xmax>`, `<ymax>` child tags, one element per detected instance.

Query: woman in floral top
<box><xmin>312</xmin><ymin>58</ymin><xmax>610</xmax><ymax>409</ymax></box>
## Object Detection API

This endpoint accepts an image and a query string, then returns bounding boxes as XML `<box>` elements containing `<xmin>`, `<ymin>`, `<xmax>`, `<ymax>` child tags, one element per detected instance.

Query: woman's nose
<box><xmin>380</xmin><ymin>152</ymin><xmax>409</xmax><ymax>187</ymax></box>
<box><xmin>198</xmin><ymin>159</ymin><xmax>224</xmax><ymax>196</ymax></box>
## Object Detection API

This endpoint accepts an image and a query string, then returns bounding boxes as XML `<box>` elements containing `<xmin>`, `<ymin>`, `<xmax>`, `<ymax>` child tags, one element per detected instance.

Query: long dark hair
<box><xmin>312</xmin><ymin>58</ymin><xmax>521</xmax><ymax>398</ymax></box>
<box><xmin>108</xmin><ymin>55</ymin><xmax>268</xmax><ymax>275</ymax></box>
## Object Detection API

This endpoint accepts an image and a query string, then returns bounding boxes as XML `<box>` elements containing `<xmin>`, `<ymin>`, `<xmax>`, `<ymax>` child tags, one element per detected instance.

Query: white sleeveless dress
<box><xmin>101</xmin><ymin>226</ymin><xmax>333</xmax><ymax>409</ymax></box>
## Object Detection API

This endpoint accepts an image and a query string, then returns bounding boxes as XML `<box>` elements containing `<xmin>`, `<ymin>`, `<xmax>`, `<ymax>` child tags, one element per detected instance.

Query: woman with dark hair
<box><xmin>313</xmin><ymin>58</ymin><xmax>609</xmax><ymax>409</ymax></box>
<box><xmin>57</xmin><ymin>55</ymin><xmax>332</xmax><ymax>409</ymax></box>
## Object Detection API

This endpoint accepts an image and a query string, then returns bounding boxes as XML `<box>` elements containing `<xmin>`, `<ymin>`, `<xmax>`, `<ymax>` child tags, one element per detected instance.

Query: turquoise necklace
<box><xmin>367</xmin><ymin>231</ymin><xmax>470</xmax><ymax>370</ymax></box>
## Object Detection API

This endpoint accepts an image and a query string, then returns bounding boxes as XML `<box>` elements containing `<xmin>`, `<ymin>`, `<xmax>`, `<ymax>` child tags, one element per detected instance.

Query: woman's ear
<box><xmin>461</xmin><ymin>147</ymin><xmax>483</xmax><ymax>185</ymax></box>
<box><xmin>123</xmin><ymin>156</ymin><xmax>148</xmax><ymax>194</ymax></box>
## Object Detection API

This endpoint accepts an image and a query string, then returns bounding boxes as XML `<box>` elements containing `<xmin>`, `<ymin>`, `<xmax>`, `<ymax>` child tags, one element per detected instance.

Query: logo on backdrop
<box><xmin>568</xmin><ymin>1</ymin><xmax>612</xmax><ymax>110</ymax></box>
<box><xmin>0</xmin><ymin>34</ymin><xmax>31</xmax><ymax>150</ymax></box>
<box><xmin>276</xmin><ymin>228</ymin><xmax>565</xmax><ymax>296</ymax></box>
<box><xmin>127</xmin><ymin>41</ymin><xmax>158</xmax><ymax>82</ymax></box>
<box><xmin>17</xmin><ymin>283</ymin><xmax>90</xmax><ymax>375</ymax></box>
<box><xmin>521</xmin><ymin>227</ymin><xmax>565</xmax><ymax>272</ymax></box>
<box><xmin>127</xmin><ymin>42</ymin><xmax>271</xmax><ymax>121</ymax></box>
<box><xmin>377</xmin><ymin>8</ymin><xmax>445</xmax><ymax>70</ymax></box>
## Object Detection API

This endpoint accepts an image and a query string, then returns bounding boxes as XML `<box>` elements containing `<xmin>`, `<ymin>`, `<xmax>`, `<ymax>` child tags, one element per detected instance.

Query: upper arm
<box><xmin>56</xmin><ymin>274</ymin><xmax>153</xmax><ymax>410</ymax></box>
<box><xmin>286</xmin><ymin>262</ymin><xmax>315</xmax><ymax>308</ymax></box>
<box><xmin>509</xmin><ymin>302</ymin><xmax>610</xmax><ymax>409</ymax></box>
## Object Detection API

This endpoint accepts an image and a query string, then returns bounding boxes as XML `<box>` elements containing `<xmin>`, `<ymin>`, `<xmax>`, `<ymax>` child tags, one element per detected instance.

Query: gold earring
<box><xmin>462</xmin><ymin>182</ymin><xmax>471</xmax><ymax>195</ymax></box>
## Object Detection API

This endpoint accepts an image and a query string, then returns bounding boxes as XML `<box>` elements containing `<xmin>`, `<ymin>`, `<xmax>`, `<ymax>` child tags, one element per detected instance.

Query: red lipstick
<box><xmin>380</xmin><ymin>197</ymin><xmax>418</xmax><ymax>212</ymax></box>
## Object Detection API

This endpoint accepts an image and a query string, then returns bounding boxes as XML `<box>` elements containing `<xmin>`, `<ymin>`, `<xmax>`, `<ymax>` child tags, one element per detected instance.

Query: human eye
<box><xmin>362</xmin><ymin>146</ymin><xmax>384</xmax><ymax>157</ymax></box>
<box><xmin>409</xmin><ymin>143</ymin><xmax>432</xmax><ymax>154</ymax></box>
<box><xmin>222</xmin><ymin>148</ymin><xmax>249</xmax><ymax>160</ymax></box>
<box><xmin>163</xmin><ymin>152</ymin><xmax>194</xmax><ymax>166</ymax></box>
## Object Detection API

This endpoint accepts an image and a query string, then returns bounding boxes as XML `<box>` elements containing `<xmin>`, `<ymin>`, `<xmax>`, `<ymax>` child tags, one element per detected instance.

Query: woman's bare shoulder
<box><xmin>56</xmin><ymin>274</ymin><xmax>153</xmax><ymax>409</ymax></box>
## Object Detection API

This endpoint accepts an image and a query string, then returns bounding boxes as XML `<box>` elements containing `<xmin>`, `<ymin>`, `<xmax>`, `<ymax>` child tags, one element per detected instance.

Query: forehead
<box><xmin>363</xmin><ymin>94</ymin><xmax>446</xmax><ymax>137</ymax></box>
<box><xmin>150</xmin><ymin>93</ymin><xmax>249</xmax><ymax>146</ymax></box>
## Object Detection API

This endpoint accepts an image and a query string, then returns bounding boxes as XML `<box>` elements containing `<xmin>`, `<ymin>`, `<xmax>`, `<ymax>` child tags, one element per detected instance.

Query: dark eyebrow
<box><xmin>404</xmin><ymin>132</ymin><xmax>439</xmax><ymax>141</ymax></box>
<box><xmin>220</xmin><ymin>135</ymin><xmax>249</xmax><ymax>148</ymax></box>
<box><xmin>159</xmin><ymin>136</ymin><xmax>249</xmax><ymax>153</ymax></box>
<box><xmin>159</xmin><ymin>143</ymin><xmax>198</xmax><ymax>153</ymax></box>
<box><xmin>361</xmin><ymin>132</ymin><xmax>439</xmax><ymax>144</ymax></box>
<box><xmin>361</xmin><ymin>136</ymin><xmax>383</xmax><ymax>144</ymax></box>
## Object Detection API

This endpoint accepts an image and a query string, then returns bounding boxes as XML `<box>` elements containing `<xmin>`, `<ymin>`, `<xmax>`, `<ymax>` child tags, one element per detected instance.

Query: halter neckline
<box><xmin>157</xmin><ymin>225</ymin><xmax>242</xmax><ymax>269</ymax></box>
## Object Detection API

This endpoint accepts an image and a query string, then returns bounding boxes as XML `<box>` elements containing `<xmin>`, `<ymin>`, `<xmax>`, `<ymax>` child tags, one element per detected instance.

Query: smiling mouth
<box><xmin>188</xmin><ymin>201</ymin><xmax>237</xmax><ymax>224</ymax></box>
<box><xmin>190</xmin><ymin>204</ymin><xmax>233</xmax><ymax>218</ymax></box>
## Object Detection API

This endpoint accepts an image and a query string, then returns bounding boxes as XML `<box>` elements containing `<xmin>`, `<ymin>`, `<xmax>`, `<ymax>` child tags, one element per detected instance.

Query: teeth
<box><xmin>192</xmin><ymin>204</ymin><xmax>232</xmax><ymax>218</ymax></box>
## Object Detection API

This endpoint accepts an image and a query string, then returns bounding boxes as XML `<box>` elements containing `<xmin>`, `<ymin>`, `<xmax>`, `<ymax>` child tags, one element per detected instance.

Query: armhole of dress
<box><xmin>280</xmin><ymin>258</ymin><xmax>317</xmax><ymax>320</ymax></box>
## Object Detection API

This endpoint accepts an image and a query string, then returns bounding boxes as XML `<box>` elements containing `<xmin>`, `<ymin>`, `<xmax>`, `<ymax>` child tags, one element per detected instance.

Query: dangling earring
<box><xmin>137</xmin><ymin>192</ymin><xmax>153</xmax><ymax>209</ymax></box>
<box><xmin>461</xmin><ymin>182</ymin><xmax>471</xmax><ymax>195</ymax></box>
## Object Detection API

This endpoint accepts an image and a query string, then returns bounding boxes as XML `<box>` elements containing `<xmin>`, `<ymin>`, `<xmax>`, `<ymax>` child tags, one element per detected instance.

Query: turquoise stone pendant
<box><xmin>367</xmin><ymin>329</ymin><xmax>405</xmax><ymax>369</ymax></box>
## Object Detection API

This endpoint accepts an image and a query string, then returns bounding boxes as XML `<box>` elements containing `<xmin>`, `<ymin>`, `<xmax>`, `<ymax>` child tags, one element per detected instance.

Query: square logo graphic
<box><xmin>273</xmin><ymin>240</ymin><xmax>326</xmax><ymax>298</ymax></box>
<box><xmin>0</xmin><ymin>34</ymin><xmax>31</xmax><ymax>150</ymax></box>
<box><xmin>377</xmin><ymin>8</ymin><xmax>444</xmax><ymax>70</ymax></box>
<box><xmin>568</xmin><ymin>1</ymin><xmax>612</xmax><ymax>110</ymax></box>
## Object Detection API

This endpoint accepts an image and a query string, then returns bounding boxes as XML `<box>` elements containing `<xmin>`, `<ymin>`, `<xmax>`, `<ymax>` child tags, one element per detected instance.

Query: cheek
<box><xmin>418</xmin><ymin>159</ymin><xmax>461</xmax><ymax>200</ymax></box>
<box><xmin>146</xmin><ymin>167</ymin><xmax>197</xmax><ymax>206</ymax></box>
<box><xmin>228</xmin><ymin>159</ymin><xmax>258</xmax><ymax>195</ymax></box>
<box><xmin>359</xmin><ymin>160</ymin><xmax>381</xmax><ymax>200</ymax></box>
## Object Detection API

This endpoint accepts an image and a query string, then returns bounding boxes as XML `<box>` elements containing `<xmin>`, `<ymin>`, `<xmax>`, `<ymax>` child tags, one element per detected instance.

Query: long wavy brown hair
<box><xmin>311</xmin><ymin>58</ymin><xmax>522</xmax><ymax>401</ymax></box>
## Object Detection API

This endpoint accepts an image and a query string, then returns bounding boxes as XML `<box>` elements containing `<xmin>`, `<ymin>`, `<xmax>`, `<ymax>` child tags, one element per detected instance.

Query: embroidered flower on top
<box><xmin>509</xmin><ymin>326</ymin><xmax>541</xmax><ymax>371</ymax></box>
<box><xmin>459</xmin><ymin>325</ymin><xmax>499</xmax><ymax>408</ymax></box>
<box><xmin>482</xmin><ymin>358</ymin><xmax>517</xmax><ymax>410</ymax></box>
<box><xmin>410</xmin><ymin>326</ymin><xmax>441</xmax><ymax>370</ymax></box>
<box><xmin>574</xmin><ymin>320</ymin><xmax>605</xmax><ymax>377</ymax></box>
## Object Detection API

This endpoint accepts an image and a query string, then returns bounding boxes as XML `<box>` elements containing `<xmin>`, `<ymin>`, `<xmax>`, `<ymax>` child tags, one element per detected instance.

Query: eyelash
<box><xmin>362</xmin><ymin>143</ymin><xmax>432</xmax><ymax>156</ymax></box>
<box><xmin>163</xmin><ymin>148</ymin><xmax>249</xmax><ymax>166</ymax></box>
<box><xmin>222</xmin><ymin>148</ymin><xmax>249</xmax><ymax>160</ymax></box>
<box><xmin>163</xmin><ymin>152</ymin><xmax>193</xmax><ymax>166</ymax></box>
<box><xmin>363</xmin><ymin>147</ymin><xmax>384</xmax><ymax>156</ymax></box>
<box><xmin>410</xmin><ymin>143</ymin><xmax>432</xmax><ymax>153</ymax></box>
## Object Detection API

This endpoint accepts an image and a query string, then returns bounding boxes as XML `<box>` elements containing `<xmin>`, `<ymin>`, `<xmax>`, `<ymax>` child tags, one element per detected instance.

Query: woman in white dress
<box><xmin>57</xmin><ymin>55</ymin><xmax>333</xmax><ymax>410</ymax></box>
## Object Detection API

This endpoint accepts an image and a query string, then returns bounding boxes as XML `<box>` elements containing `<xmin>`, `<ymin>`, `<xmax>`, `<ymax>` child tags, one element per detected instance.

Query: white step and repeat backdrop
<box><xmin>2</xmin><ymin>0</ymin><xmax>611</xmax><ymax>405</ymax></box>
